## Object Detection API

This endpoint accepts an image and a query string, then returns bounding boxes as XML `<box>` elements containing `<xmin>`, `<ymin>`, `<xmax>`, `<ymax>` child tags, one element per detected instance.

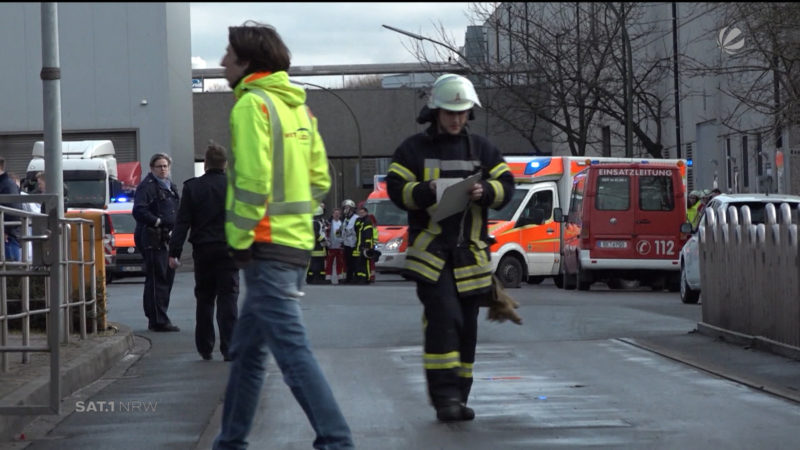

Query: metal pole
<box><xmin>621</xmin><ymin>5</ymin><xmax>634</xmax><ymax>158</ymax></box>
<box><xmin>41</xmin><ymin>2</ymin><xmax>63</xmax><ymax>414</ymax></box>
<box><xmin>672</xmin><ymin>2</ymin><xmax>682</xmax><ymax>160</ymax></box>
<box><xmin>293</xmin><ymin>80</ymin><xmax>362</xmax><ymax>189</ymax></box>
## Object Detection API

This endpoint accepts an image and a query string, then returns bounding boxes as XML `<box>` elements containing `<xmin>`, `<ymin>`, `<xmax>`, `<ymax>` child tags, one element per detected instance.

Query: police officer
<box><xmin>133</xmin><ymin>153</ymin><xmax>180</xmax><ymax>332</ymax></box>
<box><xmin>169</xmin><ymin>144</ymin><xmax>239</xmax><ymax>360</ymax></box>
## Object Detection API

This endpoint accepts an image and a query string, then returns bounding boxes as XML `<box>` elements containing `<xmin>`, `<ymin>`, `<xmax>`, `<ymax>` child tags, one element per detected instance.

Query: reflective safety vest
<box><xmin>225</xmin><ymin>72</ymin><xmax>330</xmax><ymax>264</ymax></box>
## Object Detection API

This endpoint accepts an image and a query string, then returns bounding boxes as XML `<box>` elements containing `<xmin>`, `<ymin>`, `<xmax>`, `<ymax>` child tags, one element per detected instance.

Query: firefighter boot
<box><xmin>436</xmin><ymin>400</ymin><xmax>475</xmax><ymax>422</ymax></box>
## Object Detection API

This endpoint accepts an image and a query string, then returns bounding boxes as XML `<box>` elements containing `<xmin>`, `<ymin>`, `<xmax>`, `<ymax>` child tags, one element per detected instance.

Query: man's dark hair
<box><xmin>205</xmin><ymin>143</ymin><xmax>227</xmax><ymax>170</ymax></box>
<box><xmin>150</xmin><ymin>153</ymin><xmax>172</xmax><ymax>168</ymax></box>
<box><xmin>228</xmin><ymin>21</ymin><xmax>291</xmax><ymax>74</ymax></box>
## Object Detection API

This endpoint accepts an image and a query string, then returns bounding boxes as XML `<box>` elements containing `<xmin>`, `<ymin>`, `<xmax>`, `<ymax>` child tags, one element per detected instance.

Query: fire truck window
<box><xmin>639</xmin><ymin>175</ymin><xmax>675</xmax><ymax>211</ymax></box>
<box><xmin>596</xmin><ymin>176</ymin><xmax>630</xmax><ymax>211</ymax></box>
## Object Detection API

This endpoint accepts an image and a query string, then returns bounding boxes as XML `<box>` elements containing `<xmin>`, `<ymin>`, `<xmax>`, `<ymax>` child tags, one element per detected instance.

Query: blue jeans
<box><xmin>213</xmin><ymin>259</ymin><xmax>354</xmax><ymax>450</ymax></box>
<box><xmin>4</xmin><ymin>235</ymin><xmax>21</xmax><ymax>262</ymax></box>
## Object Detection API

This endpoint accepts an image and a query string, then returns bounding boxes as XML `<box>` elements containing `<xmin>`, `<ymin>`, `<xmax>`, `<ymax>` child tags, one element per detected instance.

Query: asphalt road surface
<box><xmin>5</xmin><ymin>272</ymin><xmax>799</xmax><ymax>449</ymax></box>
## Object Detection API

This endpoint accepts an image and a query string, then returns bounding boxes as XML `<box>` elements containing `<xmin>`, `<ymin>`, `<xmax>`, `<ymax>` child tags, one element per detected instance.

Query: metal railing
<box><xmin>700</xmin><ymin>202</ymin><xmax>800</xmax><ymax>351</ymax></box>
<box><xmin>0</xmin><ymin>193</ymin><xmax>99</xmax><ymax>414</ymax></box>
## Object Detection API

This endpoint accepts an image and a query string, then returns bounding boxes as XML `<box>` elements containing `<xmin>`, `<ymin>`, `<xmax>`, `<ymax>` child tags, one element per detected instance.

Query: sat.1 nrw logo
<box><xmin>718</xmin><ymin>26</ymin><xmax>745</xmax><ymax>55</ymax></box>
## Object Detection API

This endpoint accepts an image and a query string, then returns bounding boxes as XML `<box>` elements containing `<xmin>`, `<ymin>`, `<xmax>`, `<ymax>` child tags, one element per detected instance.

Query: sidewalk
<box><xmin>0</xmin><ymin>323</ymin><xmax>135</xmax><ymax>442</ymax></box>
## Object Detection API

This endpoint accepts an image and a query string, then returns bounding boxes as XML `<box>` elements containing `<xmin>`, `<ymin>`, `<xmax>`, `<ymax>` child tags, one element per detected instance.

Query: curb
<box><xmin>697</xmin><ymin>322</ymin><xmax>800</xmax><ymax>361</ymax></box>
<box><xmin>0</xmin><ymin>323</ymin><xmax>135</xmax><ymax>441</ymax></box>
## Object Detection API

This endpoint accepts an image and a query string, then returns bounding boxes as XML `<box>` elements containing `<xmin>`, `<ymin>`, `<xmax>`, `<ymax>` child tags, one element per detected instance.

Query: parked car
<box><xmin>105</xmin><ymin>201</ymin><xmax>144</xmax><ymax>282</ymax></box>
<box><xmin>679</xmin><ymin>193</ymin><xmax>800</xmax><ymax>304</ymax></box>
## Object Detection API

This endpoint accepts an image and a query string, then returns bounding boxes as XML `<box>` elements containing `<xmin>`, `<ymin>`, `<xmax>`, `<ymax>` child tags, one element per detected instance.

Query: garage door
<box><xmin>0</xmin><ymin>130</ymin><xmax>138</xmax><ymax>180</ymax></box>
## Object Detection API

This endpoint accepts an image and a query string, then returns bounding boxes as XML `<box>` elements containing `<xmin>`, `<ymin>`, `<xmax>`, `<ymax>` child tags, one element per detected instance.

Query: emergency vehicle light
<box><xmin>524</xmin><ymin>157</ymin><xmax>551</xmax><ymax>175</ymax></box>
<box><xmin>111</xmin><ymin>196</ymin><xmax>129</xmax><ymax>203</ymax></box>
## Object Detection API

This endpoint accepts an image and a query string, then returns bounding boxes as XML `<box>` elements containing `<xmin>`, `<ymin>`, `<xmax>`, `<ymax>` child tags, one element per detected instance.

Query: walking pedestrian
<box><xmin>133</xmin><ymin>153</ymin><xmax>180</xmax><ymax>332</ymax></box>
<box><xmin>386</xmin><ymin>74</ymin><xmax>515</xmax><ymax>422</ymax></box>
<box><xmin>213</xmin><ymin>21</ymin><xmax>353</xmax><ymax>450</ymax></box>
<box><xmin>168</xmin><ymin>143</ymin><xmax>239</xmax><ymax>360</ymax></box>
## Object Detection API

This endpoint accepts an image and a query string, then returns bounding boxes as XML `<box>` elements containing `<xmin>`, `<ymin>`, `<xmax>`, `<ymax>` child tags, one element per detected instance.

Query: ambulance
<box><xmin>489</xmin><ymin>156</ymin><xmax>687</xmax><ymax>288</ymax></box>
<box><xmin>365</xmin><ymin>175</ymin><xmax>409</xmax><ymax>273</ymax></box>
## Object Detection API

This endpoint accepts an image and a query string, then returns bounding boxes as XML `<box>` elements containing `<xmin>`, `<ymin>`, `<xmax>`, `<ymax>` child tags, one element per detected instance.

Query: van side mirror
<box><xmin>553</xmin><ymin>207</ymin><xmax>565</xmax><ymax>223</ymax></box>
<box><xmin>680</xmin><ymin>222</ymin><xmax>693</xmax><ymax>234</ymax></box>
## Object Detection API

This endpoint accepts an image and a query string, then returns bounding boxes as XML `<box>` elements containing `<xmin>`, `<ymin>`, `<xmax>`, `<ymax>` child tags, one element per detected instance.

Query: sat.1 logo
<box><xmin>718</xmin><ymin>26</ymin><xmax>745</xmax><ymax>55</ymax></box>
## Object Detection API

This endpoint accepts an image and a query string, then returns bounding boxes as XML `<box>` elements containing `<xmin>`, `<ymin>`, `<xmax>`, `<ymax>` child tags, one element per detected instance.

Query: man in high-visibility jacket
<box><xmin>386</xmin><ymin>74</ymin><xmax>515</xmax><ymax>422</ymax></box>
<box><xmin>213</xmin><ymin>21</ymin><xmax>353</xmax><ymax>450</ymax></box>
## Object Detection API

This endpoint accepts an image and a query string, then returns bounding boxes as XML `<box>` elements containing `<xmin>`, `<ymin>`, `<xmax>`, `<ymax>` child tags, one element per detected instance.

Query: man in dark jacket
<box><xmin>386</xmin><ymin>74</ymin><xmax>515</xmax><ymax>422</ymax></box>
<box><xmin>0</xmin><ymin>156</ymin><xmax>22</xmax><ymax>261</ymax></box>
<box><xmin>133</xmin><ymin>153</ymin><xmax>180</xmax><ymax>332</ymax></box>
<box><xmin>168</xmin><ymin>144</ymin><xmax>239</xmax><ymax>360</ymax></box>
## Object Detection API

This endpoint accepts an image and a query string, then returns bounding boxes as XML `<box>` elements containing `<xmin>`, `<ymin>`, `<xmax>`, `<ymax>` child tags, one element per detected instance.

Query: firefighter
<box><xmin>352</xmin><ymin>204</ymin><xmax>375</xmax><ymax>284</ymax></box>
<box><xmin>386</xmin><ymin>74</ymin><xmax>515</xmax><ymax>422</ymax></box>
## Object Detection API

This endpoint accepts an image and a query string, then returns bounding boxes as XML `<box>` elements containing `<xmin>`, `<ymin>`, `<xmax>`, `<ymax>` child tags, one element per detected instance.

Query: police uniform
<box><xmin>168</xmin><ymin>168</ymin><xmax>239</xmax><ymax>359</ymax></box>
<box><xmin>133</xmin><ymin>172</ymin><xmax>180</xmax><ymax>331</ymax></box>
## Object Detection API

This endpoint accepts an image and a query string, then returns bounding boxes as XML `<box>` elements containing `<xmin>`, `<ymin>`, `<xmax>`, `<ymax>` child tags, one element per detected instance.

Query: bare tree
<box><xmin>409</xmin><ymin>2</ymin><xmax>685</xmax><ymax>158</ymax></box>
<box><xmin>683</xmin><ymin>3</ymin><xmax>800</xmax><ymax>142</ymax></box>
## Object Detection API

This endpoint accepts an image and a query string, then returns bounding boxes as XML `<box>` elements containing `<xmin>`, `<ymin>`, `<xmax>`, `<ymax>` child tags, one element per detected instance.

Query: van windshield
<box><xmin>64</xmin><ymin>179</ymin><xmax>106</xmax><ymax>208</ymax></box>
<box><xmin>488</xmin><ymin>188</ymin><xmax>527</xmax><ymax>221</ymax></box>
<box><xmin>365</xmin><ymin>199</ymin><xmax>407</xmax><ymax>226</ymax></box>
<box><xmin>109</xmin><ymin>213</ymin><xmax>137</xmax><ymax>233</ymax></box>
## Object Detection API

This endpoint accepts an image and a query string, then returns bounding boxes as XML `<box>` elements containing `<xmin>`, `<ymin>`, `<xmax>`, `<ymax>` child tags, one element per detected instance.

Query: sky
<box><xmin>190</xmin><ymin>2</ymin><xmax>475</xmax><ymax>88</ymax></box>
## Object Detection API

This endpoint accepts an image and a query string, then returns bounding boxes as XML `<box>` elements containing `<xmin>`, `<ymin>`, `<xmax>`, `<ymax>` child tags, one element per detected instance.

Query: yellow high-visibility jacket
<box><xmin>226</xmin><ymin>71</ymin><xmax>330</xmax><ymax>266</ymax></box>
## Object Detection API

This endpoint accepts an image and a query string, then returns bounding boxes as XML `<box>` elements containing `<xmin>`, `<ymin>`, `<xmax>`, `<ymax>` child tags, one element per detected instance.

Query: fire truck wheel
<box><xmin>496</xmin><ymin>256</ymin><xmax>523</xmax><ymax>289</ymax></box>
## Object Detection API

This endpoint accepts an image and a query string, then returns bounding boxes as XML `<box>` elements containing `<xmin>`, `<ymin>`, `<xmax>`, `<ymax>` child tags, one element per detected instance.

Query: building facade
<box><xmin>0</xmin><ymin>3</ymin><xmax>195</xmax><ymax>188</ymax></box>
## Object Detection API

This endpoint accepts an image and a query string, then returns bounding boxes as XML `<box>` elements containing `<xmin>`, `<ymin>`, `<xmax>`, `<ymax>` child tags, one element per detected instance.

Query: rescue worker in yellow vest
<box><xmin>686</xmin><ymin>190</ymin><xmax>701</xmax><ymax>228</ymax></box>
<box><xmin>214</xmin><ymin>21</ymin><xmax>352</xmax><ymax>449</ymax></box>
<box><xmin>307</xmin><ymin>204</ymin><xmax>328</xmax><ymax>284</ymax></box>
<box><xmin>352</xmin><ymin>204</ymin><xmax>375</xmax><ymax>284</ymax></box>
<box><xmin>386</xmin><ymin>74</ymin><xmax>515</xmax><ymax>422</ymax></box>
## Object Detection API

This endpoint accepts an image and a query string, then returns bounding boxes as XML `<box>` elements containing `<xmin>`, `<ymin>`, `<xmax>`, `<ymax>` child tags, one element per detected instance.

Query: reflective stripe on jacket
<box><xmin>386</xmin><ymin>126</ymin><xmax>514</xmax><ymax>296</ymax></box>
<box><xmin>225</xmin><ymin>71</ymin><xmax>330</xmax><ymax>263</ymax></box>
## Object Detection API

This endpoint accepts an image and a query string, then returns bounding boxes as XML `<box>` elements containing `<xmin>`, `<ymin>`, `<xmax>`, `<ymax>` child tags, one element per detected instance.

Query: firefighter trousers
<box><xmin>416</xmin><ymin>261</ymin><xmax>479</xmax><ymax>408</ymax></box>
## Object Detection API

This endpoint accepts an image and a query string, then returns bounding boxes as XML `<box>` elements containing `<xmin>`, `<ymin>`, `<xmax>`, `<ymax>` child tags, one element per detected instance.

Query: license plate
<box><xmin>597</xmin><ymin>240</ymin><xmax>628</xmax><ymax>249</ymax></box>
<box><xmin>121</xmin><ymin>266</ymin><xmax>142</xmax><ymax>272</ymax></box>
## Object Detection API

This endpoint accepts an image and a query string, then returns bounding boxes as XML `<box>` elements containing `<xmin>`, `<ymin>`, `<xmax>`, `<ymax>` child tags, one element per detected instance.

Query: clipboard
<box><xmin>430</xmin><ymin>173</ymin><xmax>482</xmax><ymax>222</ymax></box>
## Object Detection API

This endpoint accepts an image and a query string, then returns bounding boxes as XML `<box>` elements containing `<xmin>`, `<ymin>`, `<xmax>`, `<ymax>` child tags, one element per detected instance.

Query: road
<box><xmin>5</xmin><ymin>273</ymin><xmax>799</xmax><ymax>449</ymax></box>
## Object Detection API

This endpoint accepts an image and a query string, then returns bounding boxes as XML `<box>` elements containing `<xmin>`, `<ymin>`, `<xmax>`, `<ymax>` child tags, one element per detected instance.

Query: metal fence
<box><xmin>699</xmin><ymin>202</ymin><xmax>800</xmax><ymax>350</ymax></box>
<box><xmin>0</xmin><ymin>194</ymin><xmax>99</xmax><ymax>414</ymax></box>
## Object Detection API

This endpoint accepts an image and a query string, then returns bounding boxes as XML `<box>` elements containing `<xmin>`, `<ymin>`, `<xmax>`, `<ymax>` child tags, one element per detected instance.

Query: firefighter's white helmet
<box><xmin>342</xmin><ymin>199</ymin><xmax>356</xmax><ymax>208</ymax></box>
<box><xmin>427</xmin><ymin>74</ymin><xmax>481</xmax><ymax>112</ymax></box>
<box><xmin>313</xmin><ymin>205</ymin><xmax>324</xmax><ymax>216</ymax></box>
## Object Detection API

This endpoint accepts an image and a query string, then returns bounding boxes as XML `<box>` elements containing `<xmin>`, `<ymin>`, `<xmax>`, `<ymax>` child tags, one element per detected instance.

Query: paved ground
<box><xmin>2</xmin><ymin>272</ymin><xmax>800</xmax><ymax>447</ymax></box>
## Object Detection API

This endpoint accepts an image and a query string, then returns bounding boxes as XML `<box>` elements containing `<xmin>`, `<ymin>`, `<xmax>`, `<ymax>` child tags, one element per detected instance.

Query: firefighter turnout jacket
<box><xmin>386</xmin><ymin>124</ymin><xmax>514</xmax><ymax>297</ymax></box>
<box><xmin>225</xmin><ymin>71</ymin><xmax>330</xmax><ymax>267</ymax></box>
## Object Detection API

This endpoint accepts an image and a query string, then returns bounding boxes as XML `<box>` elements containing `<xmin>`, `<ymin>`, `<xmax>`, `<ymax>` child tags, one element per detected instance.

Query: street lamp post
<box><xmin>294</xmin><ymin>79</ymin><xmax>362</xmax><ymax>197</ymax></box>
<box><xmin>382</xmin><ymin>24</ymin><xmax>469</xmax><ymax>69</ymax></box>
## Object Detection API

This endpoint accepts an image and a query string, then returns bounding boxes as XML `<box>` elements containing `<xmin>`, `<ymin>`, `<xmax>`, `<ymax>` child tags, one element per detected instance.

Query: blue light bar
<box><xmin>524</xmin><ymin>157</ymin><xmax>551</xmax><ymax>175</ymax></box>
